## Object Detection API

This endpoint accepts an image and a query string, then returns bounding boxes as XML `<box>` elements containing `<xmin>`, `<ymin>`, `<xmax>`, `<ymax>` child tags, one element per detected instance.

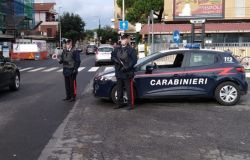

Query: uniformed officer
<box><xmin>111</xmin><ymin>34</ymin><xmax>138</xmax><ymax>110</ymax></box>
<box><xmin>59</xmin><ymin>39</ymin><xmax>81</xmax><ymax>102</ymax></box>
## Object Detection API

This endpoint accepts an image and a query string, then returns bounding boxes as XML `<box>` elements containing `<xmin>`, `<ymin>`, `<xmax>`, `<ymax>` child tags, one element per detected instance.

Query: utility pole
<box><xmin>122</xmin><ymin>0</ymin><xmax>125</xmax><ymax>34</ymax></box>
<box><xmin>98</xmin><ymin>18</ymin><xmax>101</xmax><ymax>30</ymax></box>
<box><xmin>147</xmin><ymin>16</ymin><xmax>150</xmax><ymax>47</ymax></box>
<box><xmin>151</xmin><ymin>10</ymin><xmax>154</xmax><ymax>54</ymax></box>
<box><xmin>122</xmin><ymin>0</ymin><xmax>125</xmax><ymax>21</ymax></box>
<box><xmin>59</xmin><ymin>7</ymin><xmax>62</xmax><ymax>49</ymax></box>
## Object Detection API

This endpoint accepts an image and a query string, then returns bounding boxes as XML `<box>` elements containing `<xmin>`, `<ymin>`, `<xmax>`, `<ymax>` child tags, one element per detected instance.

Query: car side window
<box><xmin>189</xmin><ymin>52</ymin><xmax>217</xmax><ymax>67</ymax></box>
<box><xmin>140</xmin><ymin>53</ymin><xmax>184</xmax><ymax>70</ymax></box>
<box><xmin>153</xmin><ymin>53</ymin><xmax>184</xmax><ymax>69</ymax></box>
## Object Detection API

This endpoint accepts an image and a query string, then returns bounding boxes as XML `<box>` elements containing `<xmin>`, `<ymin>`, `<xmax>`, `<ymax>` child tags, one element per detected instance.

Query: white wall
<box><xmin>35</xmin><ymin>12</ymin><xmax>46</xmax><ymax>23</ymax></box>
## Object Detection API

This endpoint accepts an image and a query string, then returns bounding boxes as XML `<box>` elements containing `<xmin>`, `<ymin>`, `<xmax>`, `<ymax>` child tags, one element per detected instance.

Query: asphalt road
<box><xmin>0</xmin><ymin>54</ymin><xmax>97</xmax><ymax>160</ymax></box>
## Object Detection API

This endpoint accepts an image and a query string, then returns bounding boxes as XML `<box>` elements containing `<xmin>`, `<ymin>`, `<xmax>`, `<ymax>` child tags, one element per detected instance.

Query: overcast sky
<box><xmin>36</xmin><ymin>0</ymin><xmax>114</xmax><ymax>30</ymax></box>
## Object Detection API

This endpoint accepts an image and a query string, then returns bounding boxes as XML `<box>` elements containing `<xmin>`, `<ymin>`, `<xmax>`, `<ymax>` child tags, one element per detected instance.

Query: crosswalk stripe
<box><xmin>28</xmin><ymin>67</ymin><xmax>46</xmax><ymax>72</ymax></box>
<box><xmin>104</xmin><ymin>67</ymin><xmax>114</xmax><ymax>71</ymax></box>
<box><xmin>88</xmin><ymin>67</ymin><xmax>99</xmax><ymax>72</ymax></box>
<box><xmin>78</xmin><ymin>67</ymin><xmax>85</xmax><ymax>72</ymax></box>
<box><xmin>20</xmin><ymin>67</ymin><xmax>34</xmax><ymax>72</ymax></box>
<box><xmin>42</xmin><ymin>67</ymin><xmax>59</xmax><ymax>72</ymax></box>
<box><xmin>57</xmin><ymin>69</ymin><xmax>63</xmax><ymax>72</ymax></box>
<box><xmin>246</xmin><ymin>73</ymin><xmax>250</xmax><ymax>77</ymax></box>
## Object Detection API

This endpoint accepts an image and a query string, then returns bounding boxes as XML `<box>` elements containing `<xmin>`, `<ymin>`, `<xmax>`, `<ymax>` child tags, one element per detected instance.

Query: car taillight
<box><xmin>236</xmin><ymin>67</ymin><xmax>245</xmax><ymax>73</ymax></box>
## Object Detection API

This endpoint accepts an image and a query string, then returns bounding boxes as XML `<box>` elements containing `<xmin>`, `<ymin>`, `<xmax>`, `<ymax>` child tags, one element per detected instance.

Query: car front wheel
<box><xmin>215</xmin><ymin>82</ymin><xmax>240</xmax><ymax>106</ymax></box>
<box><xmin>111</xmin><ymin>85</ymin><xmax>128</xmax><ymax>104</ymax></box>
<box><xmin>9</xmin><ymin>73</ymin><xmax>20</xmax><ymax>91</ymax></box>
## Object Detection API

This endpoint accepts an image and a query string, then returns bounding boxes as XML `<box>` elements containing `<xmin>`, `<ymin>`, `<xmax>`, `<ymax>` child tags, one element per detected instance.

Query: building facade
<box><xmin>141</xmin><ymin>0</ymin><xmax>250</xmax><ymax>44</ymax></box>
<box><xmin>0</xmin><ymin>0</ymin><xmax>34</xmax><ymax>40</ymax></box>
<box><xmin>34</xmin><ymin>3</ymin><xmax>58</xmax><ymax>38</ymax></box>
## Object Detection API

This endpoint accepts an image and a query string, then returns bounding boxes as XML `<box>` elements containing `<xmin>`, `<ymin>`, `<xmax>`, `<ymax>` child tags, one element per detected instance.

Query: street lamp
<box><xmin>122</xmin><ymin>0</ymin><xmax>125</xmax><ymax>21</ymax></box>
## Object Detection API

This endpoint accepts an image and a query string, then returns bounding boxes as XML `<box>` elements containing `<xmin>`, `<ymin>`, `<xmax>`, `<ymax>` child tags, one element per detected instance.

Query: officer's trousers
<box><xmin>64</xmin><ymin>74</ymin><xmax>77</xmax><ymax>99</ymax></box>
<box><xmin>117</xmin><ymin>78</ymin><xmax>134</xmax><ymax>108</ymax></box>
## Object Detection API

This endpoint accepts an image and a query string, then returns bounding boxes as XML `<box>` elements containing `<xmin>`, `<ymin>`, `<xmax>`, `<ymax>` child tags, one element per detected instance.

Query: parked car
<box><xmin>93</xmin><ymin>49</ymin><xmax>248</xmax><ymax>106</ymax></box>
<box><xmin>95</xmin><ymin>44</ymin><xmax>114</xmax><ymax>66</ymax></box>
<box><xmin>86</xmin><ymin>45</ymin><xmax>97</xmax><ymax>55</ymax></box>
<box><xmin>0</xmin><ymin>56</ymin><xmax>20</xmax><ymax>91</ymax></box>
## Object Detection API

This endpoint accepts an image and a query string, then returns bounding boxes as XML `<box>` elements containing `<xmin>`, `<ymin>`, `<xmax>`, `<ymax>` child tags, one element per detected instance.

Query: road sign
<box><xmin>173</xmin><ymin>30</ymin><xmax>180</xmax><ymax>44</ymax></box>
<box><xmin>119</xmin><ymin>20</ymin><xmax>129</xmax><ymax>30</ymax></box>
<box><xmin>190</xmin><ymin>19</ymin><xmax>206</xmax><ymax>24</ymax></box>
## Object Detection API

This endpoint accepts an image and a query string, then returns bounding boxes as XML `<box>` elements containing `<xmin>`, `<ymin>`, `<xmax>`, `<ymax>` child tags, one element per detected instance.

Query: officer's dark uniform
<box><xmin>59</xmin><ymin>46</ymin><xmax>81</xmax><ymax>101</ymax></box>
<box><xmin>111</xmin><ymin>41</ymin><xmax>138</xmax><ymax>110</ymax></box>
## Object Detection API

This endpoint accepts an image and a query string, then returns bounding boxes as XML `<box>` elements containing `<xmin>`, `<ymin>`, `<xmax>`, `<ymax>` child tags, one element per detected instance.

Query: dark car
<box><xmin>0</xmin><ymin>56</ymin><xmax>20</xmax><ymax>91</ymax></box>
<box><xmin>93</xmin><ymin>49</ymin><xmax>248</xmax><ymax>106</ymax></box>
<box><xmin>86</xmin><ymin>45</ymin><xmax>97</xmax><ymax>55</ymax></box>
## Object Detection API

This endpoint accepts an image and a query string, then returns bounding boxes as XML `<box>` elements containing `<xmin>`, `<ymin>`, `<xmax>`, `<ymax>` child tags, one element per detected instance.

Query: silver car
<box><xmin>95</xmin><ymin>45</ymin><xmax>114</xmax><ymax>66</ymax></box>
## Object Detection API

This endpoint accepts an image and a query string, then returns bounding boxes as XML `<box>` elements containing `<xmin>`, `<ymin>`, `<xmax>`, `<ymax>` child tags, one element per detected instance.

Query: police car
<box><xmin>93</xmin><ymin>49</ymin><xmax>248</xmax><ymax>106</ymax></box>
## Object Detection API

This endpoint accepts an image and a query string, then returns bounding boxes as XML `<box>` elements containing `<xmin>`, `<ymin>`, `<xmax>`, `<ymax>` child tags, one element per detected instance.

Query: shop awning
<box><xmin>140</xmin><ymin>23</ymin><xmax>250</xmax><ymax>34</ymax></box>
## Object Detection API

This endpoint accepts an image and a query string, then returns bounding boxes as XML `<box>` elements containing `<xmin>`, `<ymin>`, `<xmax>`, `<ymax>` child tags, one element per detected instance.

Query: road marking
<box><xmin>78</xmin><ymin>67</ymin><xmax>85</xmax><ymax>72</ymax></box>
<box><xmin>246</xmin><ymin>73</ymin><xmax>250</xmax><ymax>77</ymax></box>
<box><xmin>20</xmin><ymin>67</ymin><xmax>34</xmax><ymax>72</ymax></box>
<box><xmin>88</xmin><ymin>67</ymin><xmax>99</xmax><ymax>72</ymax></box>
<box><xmin>104</xmin><ymin>67</ymin><xmax>114</xmax><ymax>71</ymax></box>
<box><xmin>57</xmin><ymin>69</ymin><xmax>63</xmax><ymax>72</ymax></box>
<box><xmin>28</xmin><ymin>67</ymin><xmax>46</xmax><ymax>72</ymax></box>
<box><xmin>42</xmin><ymin>67</ymin><xmax>59</xmax><ymax>72</ymax></box>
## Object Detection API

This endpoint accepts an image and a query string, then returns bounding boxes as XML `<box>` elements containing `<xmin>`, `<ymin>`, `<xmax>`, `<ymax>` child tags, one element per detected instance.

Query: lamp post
<box><xmin>151</xmin><ymin>10</ymin><xmax>154</xmax><ymax>54</ymax></box>
<box><xmin>122</xmin><ymin>0</ymin><xmax>125</xmax><ymax>21</ymax></box>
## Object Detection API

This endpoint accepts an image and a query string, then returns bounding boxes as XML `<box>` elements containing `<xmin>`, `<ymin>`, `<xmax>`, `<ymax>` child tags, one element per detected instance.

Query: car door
<box><xmin>0</xmin><ymin>57</ymin><xmax>9</xmax><ymax>87</ymax></box>
<box><xmin>184</xmin><ymin>51</ymin><xmax>220</xmax><ymax>96</ymax></box>
<box><xmin>134</xmin><ymin>51</ymin><xmax>189</xmax><ymax>98</ymax></box>
<box><xmin>0</xmin><ymin>58</ymin><xmax>4</xmax><ymax>87</ymax></box>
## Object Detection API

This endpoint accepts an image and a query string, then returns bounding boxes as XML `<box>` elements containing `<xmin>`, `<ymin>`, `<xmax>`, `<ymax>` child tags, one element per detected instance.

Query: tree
<box><xmin>60</xmin><ymin>12</ymin><xmax>85</xmax><ymax>42</ymax></box>
<box><xmin>84</xmin><ymin>30</ymin><xmax>94</xmax><ymax>41</ymax></box>
<box><xmin>96</xmin><ymin>26</ymin><xmax>119</xmax><ymax>44</ymax></box>
<box><xmin>117</xmin><ymin>0</ymin><xmax>164</xmax><ymax>24</ymax></box>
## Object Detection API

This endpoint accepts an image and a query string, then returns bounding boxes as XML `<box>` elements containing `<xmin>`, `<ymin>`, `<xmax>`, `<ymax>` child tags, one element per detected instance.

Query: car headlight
<box><xmin>96</xmin><ymin>72</ymin><xmax>116</xmax><ymax>81</ymax></box>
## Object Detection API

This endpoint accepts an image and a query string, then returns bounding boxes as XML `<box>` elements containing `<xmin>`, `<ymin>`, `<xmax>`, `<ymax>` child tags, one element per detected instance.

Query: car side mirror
<box><xmin>4</xmin><ymin>57</ymin><xmax>10</xmax><ymax>62</ymax></box>
<box><xmin>146</xmin><ymin>65</ymin><xmax>155</xmax><ymax>74</ymax></box>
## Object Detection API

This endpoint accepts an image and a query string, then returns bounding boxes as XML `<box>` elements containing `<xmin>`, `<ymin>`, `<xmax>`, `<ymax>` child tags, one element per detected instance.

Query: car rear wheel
<box><xmin>9</xmin><ymin>73</ymin><xmax>20</xmax><ymax>91</ymax></box>
<box><xmin>215</xmin><ymin>82</ymin><xmax>240</xmax><ymax>106</ymax></box>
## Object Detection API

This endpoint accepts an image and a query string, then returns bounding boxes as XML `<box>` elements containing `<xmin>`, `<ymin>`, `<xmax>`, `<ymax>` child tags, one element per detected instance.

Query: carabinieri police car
<box><xmin>93</xmin><ymin>49</ymin><xmax>248</xmax><ymax>106</ymax></box>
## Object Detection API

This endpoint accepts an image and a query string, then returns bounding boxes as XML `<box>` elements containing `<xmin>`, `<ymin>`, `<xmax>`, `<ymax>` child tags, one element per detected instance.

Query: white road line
<box><xmin>28</xmin><ymin>67</ymin><xmax>46</xmax><ymax>72</ymax></box>
<box><xmin>20</xmin><ymin>67</ymin><xmax>34</xmax><ymax>72</ymax></box>
<box><xmin>246</xmin><ymin>73</ymin><xmax>250</xmax><ymax>77</ymax></box>
<box><xmin>57</xmin><ymin>69</ymin><xmax>63</xmax><ymax>72</ymax></box>
<box><xmin>88</xmin><ymin>67</ymin><xmax>99</xmax><ymax>72</ymax></box>
<box><xmin>78</xmin><ymin>67</ymin><xmax>85</xmax><ymax>72</ymax></box>
<box><xmin>104</xmin><ymin>67</ymin><xmax>114</xmax><ymax>71</ymax></box>
<box><xmin>42</xmin><ymin>67</ymin><xmax>59</xmax><ymax>72</ymax></box>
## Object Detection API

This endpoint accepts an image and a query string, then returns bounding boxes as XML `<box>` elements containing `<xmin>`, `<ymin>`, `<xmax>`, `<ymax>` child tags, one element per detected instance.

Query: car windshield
<box><xmin>98</xmin><ymin>47</ymin><xmax>113</xmax><ymax>52</ymax></box>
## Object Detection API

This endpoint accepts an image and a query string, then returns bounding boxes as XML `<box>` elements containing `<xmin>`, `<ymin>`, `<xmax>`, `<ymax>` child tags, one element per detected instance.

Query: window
<box><xmin>235</xmin><ymin>0</ymin><xmax>245</xmax><ymax>17</ymax></box>
<box><xmin>98</xmin><ymin>47</ymin><xmax>113</xmax><ymax>52</ymax></box>
<box><xmin>140</xmin><ymin>53</ymin><xmax>184</xmax><ymax>70</ymax></box>
<box><xmin>189</xmin><ymin>53</ymin><xmax>217</xmax><ymax>67</ymax></box>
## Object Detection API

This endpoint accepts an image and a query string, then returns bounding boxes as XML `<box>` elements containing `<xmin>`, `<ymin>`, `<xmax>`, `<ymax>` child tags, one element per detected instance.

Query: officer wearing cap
<box><xmin>59</xmin><ymin>39</ymin><xmax>81</xmax><ymax>102</ymax></box>
<box><xmin>111</xmin><ymin>34</ymin><xmax>138</xmax><ymax>110</ymax></box>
